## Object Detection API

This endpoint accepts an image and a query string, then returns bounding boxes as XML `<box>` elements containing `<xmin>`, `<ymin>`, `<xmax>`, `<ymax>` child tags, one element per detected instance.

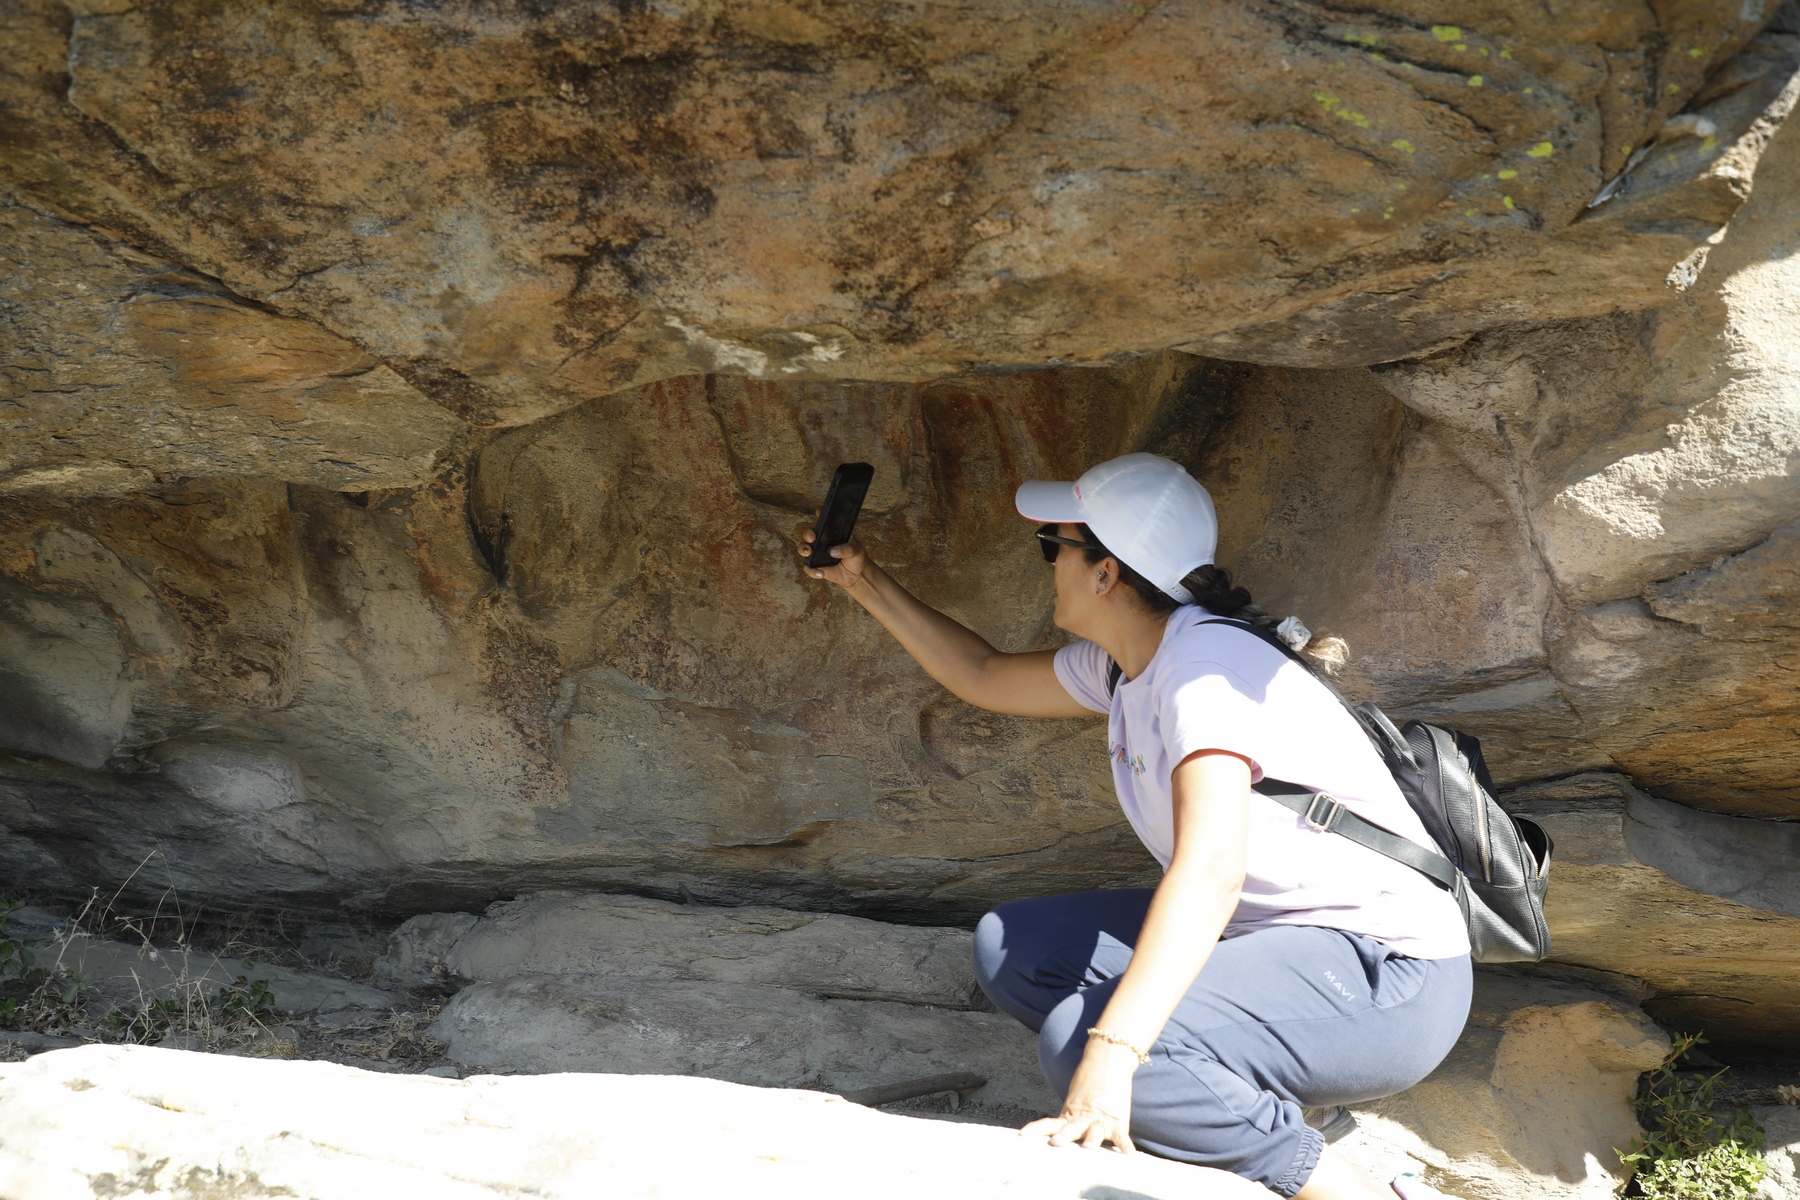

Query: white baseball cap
<box><xmin>1015</xmin><ymin>453</ymin><xmax>1218</xmax><ymax>603</ymax></box>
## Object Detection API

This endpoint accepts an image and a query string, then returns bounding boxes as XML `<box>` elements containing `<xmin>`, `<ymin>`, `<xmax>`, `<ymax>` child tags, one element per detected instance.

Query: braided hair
<box><xmin>1077</xmin><ymin>524</ymin><xmax>1348</xmax><ymax>676</ymax></box>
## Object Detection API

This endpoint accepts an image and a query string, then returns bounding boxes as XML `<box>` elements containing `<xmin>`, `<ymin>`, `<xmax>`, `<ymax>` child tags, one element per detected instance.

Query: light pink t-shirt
<box><xmin>1054</xmin><ymin>606</ymin><xmax>1470</xmax><ymax>960</ymax></box>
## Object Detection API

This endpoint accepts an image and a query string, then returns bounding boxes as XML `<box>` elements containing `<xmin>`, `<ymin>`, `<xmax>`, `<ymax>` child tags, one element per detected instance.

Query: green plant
<box><xmin>0</xmin><ymin>899</ymin><xmax>40</xmax><ymax>1025</ymax></box>
<box><xmin>0</xmin><ymin>899</ymin><xmax>86</xmax><ymax>1031</ymax></box>
<box><xmin>1619</xmin><ymin>1032</ymin><xmax>1768</xmax><ymax>1200</ymax></box>
<box><xmin>1631</xmin><ymin>1142</ymin><xmax>1770</xmax><ymax>1199</ymax></box>
<box><xmin>101</xmin><ymin>965</ymin><xmax>277</xmax><ymax>1048</ymax></box>
<box><xmin>214</xmin><ymin>972</ymin><xmax>275</xmax><ymax>1024</ymax></box>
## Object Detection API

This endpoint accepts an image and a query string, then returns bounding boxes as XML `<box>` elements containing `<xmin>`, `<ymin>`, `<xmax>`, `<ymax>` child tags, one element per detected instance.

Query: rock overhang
<box><xmin>1</xmin><ymin>0</ymin><xmax>1796</xmax><ymax>425</ymax></box>
<box><xmin>1</xmin><ymin>0</ymin><xmax>1799</xmax><ymax>1052</ymax></box>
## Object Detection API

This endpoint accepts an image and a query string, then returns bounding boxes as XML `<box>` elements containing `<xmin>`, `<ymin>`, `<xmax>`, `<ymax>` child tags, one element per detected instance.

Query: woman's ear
<box><xmin>1094</xmin><ymin>556</ymin><xmax>1119</xmax><ymax>595</ymax></box>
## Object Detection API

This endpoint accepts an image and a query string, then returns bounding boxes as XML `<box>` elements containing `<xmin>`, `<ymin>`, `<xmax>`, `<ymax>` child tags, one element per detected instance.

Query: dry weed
<box><xmin>0</xmin><ymin>900</ymin><xmax>89</xmax><ymax>1036</ymax></box>
<box><xmin>100</xmin><ymin>968</ymin><xmax>284</xmax><ymax>1053</ymax></box>
<box><xmin>341</xmin><ymin>1007</ymin><xmax>445</xmax><ymax>1064</ymax></box>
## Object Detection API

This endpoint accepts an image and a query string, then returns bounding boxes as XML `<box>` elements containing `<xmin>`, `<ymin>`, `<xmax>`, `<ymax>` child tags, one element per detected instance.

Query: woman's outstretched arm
<box><xmin>1024</xmin><ymin>748</ymin><xmax>1253</xmax><ymax>1151</ymax></box>
<box><xmin>797</xmin><ymin>529</ymin><xmax>1091</xmax><ymax>719</ymax></box>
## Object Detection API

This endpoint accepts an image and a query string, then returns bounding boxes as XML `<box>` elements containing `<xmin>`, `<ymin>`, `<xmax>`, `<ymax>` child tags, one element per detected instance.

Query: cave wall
<box><xmin>3</xmin><ymin>107</ymin><xmax>1796</xmax><ymax>912</ymax></box>
<box><xmin>1</xmin><ymin>0</ymin><xmax>1798</xmax><ymax>1043</ymax></box>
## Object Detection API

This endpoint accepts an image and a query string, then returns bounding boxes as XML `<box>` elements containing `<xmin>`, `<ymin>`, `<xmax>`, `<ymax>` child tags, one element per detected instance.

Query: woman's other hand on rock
<box><xmin>1020</xmin><ymin>1040</ymin><xmax>1140</xmax><ymax>1154</ymax></box>
<box><xmin>796</xmin><ymin>519</ymin><xmax>869</xmax><ymax>592</ymax></box>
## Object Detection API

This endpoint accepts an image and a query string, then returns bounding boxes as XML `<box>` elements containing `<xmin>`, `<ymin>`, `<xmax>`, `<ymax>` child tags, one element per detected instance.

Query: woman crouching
<box><xmin>799</xmin><ymin>453</ymin><xmax>1471</xmax><ymax>1200</ymax></box>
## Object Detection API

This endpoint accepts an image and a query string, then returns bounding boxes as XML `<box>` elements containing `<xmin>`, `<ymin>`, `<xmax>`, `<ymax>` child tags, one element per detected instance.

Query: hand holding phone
<box><xmin>805</xmin><ymin>463</ymin><xmax>875</xmax><ymax>568</ymax></box>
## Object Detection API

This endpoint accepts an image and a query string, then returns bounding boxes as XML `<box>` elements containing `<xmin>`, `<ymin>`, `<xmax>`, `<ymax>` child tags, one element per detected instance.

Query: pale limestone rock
<box><xmin>395</xmin><ymin>893</ymin><xmax>1678</xmax><ymax>1198</ymax></box>
<box><xmin>1337</xmin><ymin>971</ymin><xmax>1669</xmax><ymax>1200</ymax></box>
<box><xmin>1758</xmin><ymin>1105</ymin><xmax>1800</xmax><ymax>1200</ymax></box>
<box><xmin>380</xmin><ymin>893</ymin><xmax>985</xmax><ymax>1008</ymax></box>
<box><xmin>432</xmin><ymin>975</ymin><xmax>1055</xmax><ymax>1116</ymax></box>
<box><xmin>0</xmin><ymin>1044</ymin><xmax>1268</xmax><ymax>1199</ymax></box>
<box><xmin>393</xmin><ymin>894</ymin><xmax>1046</xmax><ymax>1117</ymax></box>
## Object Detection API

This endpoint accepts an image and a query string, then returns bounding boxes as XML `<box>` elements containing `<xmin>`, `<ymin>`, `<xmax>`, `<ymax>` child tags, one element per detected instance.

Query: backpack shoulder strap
<box><xmin>1253</xmin><ymin>780</ymin><xmax>1459</xmax><ymax>892</ymax></box>
<box><xmin>1103</xmin><ymin>615</ymin><xmax>1461</xmax><ymax>891</ymax></box>
<box><xmin>1184</xmin><ymin>617</ymin><xmax>1462</xmax><ymax>893</ymax></box>
<box><xmin>1188</xmin><ymin>616</ymin><xmax>1396</xmax><ymax>760</ymax></box>
<box><xmin>1108</xmin><ymin>617</ymin><xmax>1303</xmax><ymax>704</ymax></box>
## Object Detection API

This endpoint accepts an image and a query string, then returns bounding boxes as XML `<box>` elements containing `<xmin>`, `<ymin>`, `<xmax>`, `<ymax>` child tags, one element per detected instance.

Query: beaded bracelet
<box><xmin>1086</xmin><ymin>1026</ymin><xmax>1151</xmax><ymax>1064</ymax></box>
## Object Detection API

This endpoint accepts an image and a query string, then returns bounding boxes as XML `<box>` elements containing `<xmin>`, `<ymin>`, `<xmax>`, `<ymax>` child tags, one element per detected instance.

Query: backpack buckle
<box><xmin>1303</xmin><ymin>793</ymin><xmax>1344</xmax><ymax>832</ymax></box>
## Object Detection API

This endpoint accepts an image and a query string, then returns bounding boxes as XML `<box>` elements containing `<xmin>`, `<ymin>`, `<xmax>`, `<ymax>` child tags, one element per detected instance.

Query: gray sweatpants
<box><xmin>973</xmin><ymin>889</ymin><xmax>1472</xmax><ymax>1197</ymax></box>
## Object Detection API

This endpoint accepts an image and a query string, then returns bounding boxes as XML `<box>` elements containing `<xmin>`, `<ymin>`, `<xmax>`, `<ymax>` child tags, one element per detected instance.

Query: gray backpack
<box><xmin>1105</xmin><ymin>618</ymin><xmax>1553</xmax><ymax>963</ymax></box>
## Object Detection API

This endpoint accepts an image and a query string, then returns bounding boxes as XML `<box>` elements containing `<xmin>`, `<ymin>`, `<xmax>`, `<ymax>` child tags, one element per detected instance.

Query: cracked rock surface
<box><xmin>3</xmin><ymin>0</ymin><xmax>1797</xmax><ymax>399</ymax></box>
<box><xmin>0</xmin><ymin>0</ymin><xmax>1798</xmax><ymax>1057</ymax></box>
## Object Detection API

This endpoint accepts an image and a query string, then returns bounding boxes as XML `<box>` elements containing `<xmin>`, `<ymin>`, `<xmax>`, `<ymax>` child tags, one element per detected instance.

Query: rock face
<box><xmin>0</xmin><ymin>1044</ymin><xmax>1269</xmax><ymax>1199</ymax></box>
<box><xmin>0</xmin><ymin>891</ymin><xmax>1700</xmax><ymax>1200</ymax></box>
<box><xmin>437</xmin><ymin>976</ymin><xmax>1053</xmax><ymax>1112</ymax></box>
<box><xmin>0</xmin><ymin>204</ymin><xmax>466</xmax><ymax>497</ymax></box>
<box><xmin>1506</xmin><ymin>773</ymin><xmax>1800</xmax><ymax>1051</ymax></box>
<box><xmin>2</xmin><ymin>0</ymin><xmax>1797</xmax><ymax>401</ymax></box>
<box><xmin>0</xmin><ymin>0</ymin><xmax>1798</xmax><ymax>1056</ymax></box>
<box><xmin>379</xmin><ymin>893</ymin><xmax>985</xmax><ymax>1008</ymax></box>
<box><xmin>1371</xmin><ymin>106</ymin><xmax>1800</xmax><ymax>813</ymax></box>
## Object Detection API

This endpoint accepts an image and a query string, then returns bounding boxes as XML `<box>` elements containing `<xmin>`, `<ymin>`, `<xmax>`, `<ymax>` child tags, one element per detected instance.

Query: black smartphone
<box><xmin>807</xmin><ymin>463</ymin><xmax>875</xmax><ymax>568</ymax></box>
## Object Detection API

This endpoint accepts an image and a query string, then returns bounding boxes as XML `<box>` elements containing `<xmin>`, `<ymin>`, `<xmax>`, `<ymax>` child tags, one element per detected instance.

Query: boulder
<box><xmin>433</xmin><ymin>976</ymin><xmax>1055</xmax><ymax>1117</ymax></box>
<box><xmin>392</xmin><ymin>893</ymin><xmax>1676</xmax><ymax>1199</ymax></box>
<box><xmin>0</xmin><ymin>1044</ymin><xmax>1269</xmax><ymax>1199</ymax></box>
<box><xmin>1338</xmin><ymin>970</ymin><xmax>1669</xmax><ymax>1200</ymax></box>
<box><xmin>379</xmin><ymin>893</ymin><xmax>985</xmax><ymax>1008</ymax></box>
<box><xmin>1368</xmin><ymin>98</ymin><xmax>1800</xmax><ymax>816</ymax></box>
<box><xmin>389</xmin><ymin>894</ymin><xmax>1048</xmax><ymax>1118</ymax></box>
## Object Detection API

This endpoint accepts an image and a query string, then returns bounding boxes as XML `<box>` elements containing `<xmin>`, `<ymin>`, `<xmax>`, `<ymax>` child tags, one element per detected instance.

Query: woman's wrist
<box><xmin>1087</xmin><ymin>1025</ymin><xmax>1152</xmax><ymax>1061</ymax></box>
<box><xmin>840</xmin><ymin>558</ymin><xmax>883</xmax><ymax>604</ymax></box>
<box><xmin>1083</xmin><ymin>1033</ymin><xmax>1150</xmax><ymax>1075</ymax></box>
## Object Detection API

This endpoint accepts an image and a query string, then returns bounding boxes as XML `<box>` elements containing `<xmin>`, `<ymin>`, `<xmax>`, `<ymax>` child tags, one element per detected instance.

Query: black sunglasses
<box><xmin>1036</xmin><ymin>523</ymin><xmax>1106</xmax><ymax>563</ymax></box>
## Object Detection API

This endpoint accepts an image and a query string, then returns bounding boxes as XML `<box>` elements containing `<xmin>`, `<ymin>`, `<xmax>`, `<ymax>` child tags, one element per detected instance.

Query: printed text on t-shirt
<box><xmin>1111</xmin><ymin>744</ymin><xmax>1146</xmax><ymax>776</ymax></box>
